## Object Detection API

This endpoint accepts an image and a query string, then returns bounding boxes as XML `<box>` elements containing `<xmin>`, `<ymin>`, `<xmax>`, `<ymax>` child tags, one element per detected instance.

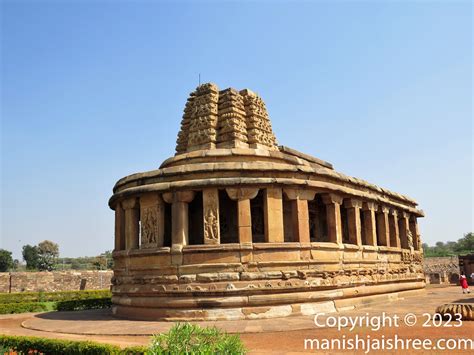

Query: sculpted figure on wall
<box><xmin>141</xmin><ymin>207</ymin><xmax>159</xmax><ymax>247</ymax></box>
<box><xmin>407</xmin><ymin>230</ymin><xmax>414</xmax><ymax>250</ymax></box>
<box><xmin>203</xmin><ymin>189</ymin><xmax>220</xmax><ymax>244</ymax></box>
<box><xmin>204</xmin><ymin>209</ymin><xmax>219</xmax><ymax>241</ymax></box>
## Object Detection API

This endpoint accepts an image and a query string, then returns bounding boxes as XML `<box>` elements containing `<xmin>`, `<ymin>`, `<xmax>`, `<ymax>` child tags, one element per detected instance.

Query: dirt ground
<box><xmin>0</xmin><ymin>285</ymin><xmax>473</xmax><ymax>354</ymax></box>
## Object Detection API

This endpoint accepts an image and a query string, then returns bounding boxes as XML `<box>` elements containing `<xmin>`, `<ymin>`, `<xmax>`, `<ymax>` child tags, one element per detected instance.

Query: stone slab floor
<box><xmin>0</xmin><ymin>285</ymin><xmax>472</xmax><ymax>354</ymax></box>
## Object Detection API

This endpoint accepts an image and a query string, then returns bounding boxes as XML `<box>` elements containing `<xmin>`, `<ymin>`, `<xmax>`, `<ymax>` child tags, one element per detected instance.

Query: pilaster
<box><xmin>376</xmin><ymin>206</ymin><xmax>390</xmax><ymax>247</ymax></box>
<box><xmin>114</xmin><ymin>203</ymin><xmax>125</xmax><ymax>251</ymax></box>
<box><xmin>362</xmin><ymin>202</ymin><xmax>377</xmax><ymax>246</ymax></box>
<box><xmin>398</xmin><ymin>211</ymin><xmax>410</xmax><ymax>249</ymax></box>
<box><xmin>162</xmin><ymin>191</ymin><xmax>195</xmax><ymax>252</ymax></box>
<box><xmin>389</xmin><ymin>209</ymin><xmax>401</xmax><ymax>248</ymax></box>
<box><xmin>122</xmin><ymin>198</ymin><xmax>139</xmax><ymax>250</ymax></box>
<box><xmin>344</xmin><ymin>199</ymin><xmax>362</xmax><ymax>246</ymax></box>
<box><xmin>264</xmin><ymin>187</ymin><xmax>284</xmax><ymax>243</ymax></box>
<box><xmin>284</xmin><ymin>189</ymin><xmax>316</xmax><ymax>244</ymax></box>
<box><xmin>226</xmin><ymin>188</ymin><xmax>259</xmax><ymax>245</ymax></box>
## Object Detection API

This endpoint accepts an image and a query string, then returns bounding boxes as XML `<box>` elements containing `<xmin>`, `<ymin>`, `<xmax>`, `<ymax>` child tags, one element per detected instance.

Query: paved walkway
<box><xmin>1</xmin><ymin>285</ymin><xmax>473</xmax><ymax>353</ymax></box>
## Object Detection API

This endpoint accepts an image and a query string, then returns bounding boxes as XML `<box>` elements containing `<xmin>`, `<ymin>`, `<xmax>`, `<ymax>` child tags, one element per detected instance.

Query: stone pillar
<box><xmin>139</xmin><ymin>193</ymin><xmax>165</xmax><ymax>248</ymax></box>
<box><xmin>283</xmin><ymin>189</ymin><xmax>317</xmax><ymax>244</ymax></box>
<box><xmin>264</xmin><ymin>187</ymin><xmax>284</xmax><ymax>243</ymax></box>
<box><xmin>409</xmin><ymin>216</ymin><xmax>420</xmax><ymax>250</ymax></box>
<box><xmin>202</xmin><ymin>188</ymin><xmax>220</xmax><ymax>245</ymax></box>
<box><xmin>376</xmin><ymin>206</ymin><xmax>390</xmax><ymax>246</ymax></box>
<box><xmin>162</xmin><ymin>191</ymin><xmax>195</xmax><ymax>250</ymax></box>
<box><xmin>226</xmin><ymin>188</ymin><xmax>259</xmax><ymax>245</ymax></box>
<box><xmin>322</xmin><ymin>194</ymin><xmax>343</xmax><ymax>244</ymax></box>
<box><xmin>398</xmin><ymin>211</ymin><xmax>410</xmax><ymax>249</ymax></box>
<box><xmin>343</xmin><ymin>199</ymin><xmax>362</xmax><ymax>246</ymax></box>
<box><xmin>122</xmin><ymin>198</ymin><xmax>139</xmax><ymax>250</ymax></box>
<box><xmin>389</xmin><ymin>209</ymin><xmax>401</xmax><ymax>248</ymax></box>
<box><xmin>362</xmin><ymin>202</ymin><xmax>377</xmax><ymax>246</ymax></box>
<box><xmin>114</xmin><ymin>203</ymin><xmax>125</xmax><ymax>251</ymax></box>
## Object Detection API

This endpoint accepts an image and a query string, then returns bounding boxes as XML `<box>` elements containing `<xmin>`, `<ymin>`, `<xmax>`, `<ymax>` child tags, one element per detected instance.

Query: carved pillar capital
<box><xmin>362</xmin><ymin>201</ymin><xmax>377</xmax><ymax>211</ymax></box>
<box><xmin>283</xmin><ymin>188</ymin><xmax>316</xmax><ymax>201</ymax></box>
<box><xmin>378</xmin><ymin>205</ymin><xmax>390</xmax><ymax>214</ymax></box>
<box><xmin>389</xmin><ymin>208</ymin><xmax>399</xmax><ymax>218</ymax></box>
<box><xmin>122</xmin><ymin>198</ymin><xmax>138</xmax><ymax>210</ymax></box>
<box><xmin>322</xmin><ymin>193</ymin><xmax>343</xmax><ymax>205</ymax></box>
<box><xmin>162</xmin><ymin>191</ymin><xmax>195</xmax><ymax>204</ymax></box>
<box><xmin>400</xmin><ymin>211</ymin><xmax>409</xmax><ymax>219</ymax></box>
<box><xmin>140</xmin><ymin>192</ymin><xmax>163</xmax><ymax>207</ymax></box>
<box><xmin>226</xmin><ymin>188</ymin><xmax>259</xmax><ymax>201</ymax></box>
<box><xmin>343</xmin><ymin>198</ymin><xmax>362</xmax><ymax>209</ymax></box>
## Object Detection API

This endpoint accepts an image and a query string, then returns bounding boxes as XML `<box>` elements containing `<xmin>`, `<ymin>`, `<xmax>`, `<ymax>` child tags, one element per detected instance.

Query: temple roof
<box><xmin>175</xmin><ymin>83</ymin><xmax>278</xmax><ymax>154</ymax></box>
<box><xmin>109</xmin><ymin>83</ymin><xmax>423</xmax><ymax>216</ymax></box>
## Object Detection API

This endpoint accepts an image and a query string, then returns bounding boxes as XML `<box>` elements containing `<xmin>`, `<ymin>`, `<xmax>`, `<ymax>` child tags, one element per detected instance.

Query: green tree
<box><xmin>37</xmin><ymin>240</ymin><xmax>59</xmax><ymax>271</ymax></box>
<box><xmin>103</xmin><ymin>250</ymin><xmax>114</xmax><ymax>269</ymax></box>
<box><xmin>22</xmin><ymin>244</ymin><xmax>40</xmax><ymax>270</ymax></box>
<box><xmin>0</xmin><ymin>249</ymin><xmax>14</xmax><ymax>272</ymax></box>
<box><xmin>454</xmin><ymin>233</ymin><xmax>474</xmax><ymax>253</ymax></box>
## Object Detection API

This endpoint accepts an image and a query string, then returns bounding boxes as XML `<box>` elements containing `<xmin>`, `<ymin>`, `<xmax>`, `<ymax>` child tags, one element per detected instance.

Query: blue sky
<box><xmin>1</xmin><ymin>0</ymin><xmax>472</xmax><ymax>259</ymax></box>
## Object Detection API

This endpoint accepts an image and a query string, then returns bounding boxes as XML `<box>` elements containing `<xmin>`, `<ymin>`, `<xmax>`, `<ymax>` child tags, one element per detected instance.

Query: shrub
<box><xmin>150</xmin><ymin>323</ymin><xmax>246</xmax><ymax>354</ymax></box>
<box><xmin>0</xmin><ymin>301</ymin><xmax>56</xmax><ymax>314</ymax></box>
<box><xmin>56</xmin><ymin>297</ymin><xmax>111</xmax><ymax>311</ymax></box>
<box><xmin>0</xmin><ymin>289</ymin><xmax>111</xmax><ymax>304</ymax></box>
<box><xmin>0</xmin><ymin>335</ymin><xmax>148</xmax><ymax>355</ymax></box>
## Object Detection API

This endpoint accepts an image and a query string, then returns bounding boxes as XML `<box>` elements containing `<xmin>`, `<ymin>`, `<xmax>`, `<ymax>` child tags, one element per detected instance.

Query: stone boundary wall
<box><xmin>0</xmin><ymin>270</ymin><xmax>113</xmax><ymax>293</ymax></box>
<box><xmin>423</xmin><ymin>256</ymin><xmax>460</xmax><ymax>284</ymax></box>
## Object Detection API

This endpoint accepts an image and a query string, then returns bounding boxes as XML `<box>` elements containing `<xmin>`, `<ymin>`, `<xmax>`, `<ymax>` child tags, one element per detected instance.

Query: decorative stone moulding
<box><xmin>109</xmin><ymin>83</ymin><xmax>425</xmax><ymax>320</ymax></box>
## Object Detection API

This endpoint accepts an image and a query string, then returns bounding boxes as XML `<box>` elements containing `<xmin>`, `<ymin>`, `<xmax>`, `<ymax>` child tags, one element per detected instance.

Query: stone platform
<box><xmin>22</xmin><ymin>288</ymin><xmax>425</xmax><ymax>335</ymax></box>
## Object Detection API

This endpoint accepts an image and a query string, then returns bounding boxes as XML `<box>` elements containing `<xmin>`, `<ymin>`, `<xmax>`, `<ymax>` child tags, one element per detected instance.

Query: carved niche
<box><xmin>139</xmin><ymin>193</ymin><xmax>164</xmax><ymax>248</ymax></box>
<box><xmin>141</xmin><ymin>206</ymin><xmax>159</xmax><ymax>248</ymax></box>
<box><xmin>203</xmin><ymin>189</ymin><xmax>220</xmax><ymax>244</ymax></box>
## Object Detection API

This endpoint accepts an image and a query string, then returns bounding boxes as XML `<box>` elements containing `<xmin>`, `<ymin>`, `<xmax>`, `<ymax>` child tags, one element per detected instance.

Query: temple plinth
<box><xmin>109</xmin><ymin>83</ymin><xmax>425</xmax><ymax>320</ymax></box>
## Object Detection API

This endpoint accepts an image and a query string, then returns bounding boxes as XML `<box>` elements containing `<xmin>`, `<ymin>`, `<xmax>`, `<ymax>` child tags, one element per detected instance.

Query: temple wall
<box><xmin>0</xmin><ymin>270</ymin><xmax>113</xmax><ymax>293</ymax></box>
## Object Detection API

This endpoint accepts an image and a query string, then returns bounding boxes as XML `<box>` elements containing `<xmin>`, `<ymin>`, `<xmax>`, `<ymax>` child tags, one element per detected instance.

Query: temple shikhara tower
<box><xmin>109</xmin><ymin>83</ymin><xmax>425</xmax><ymax>320</ymax></box>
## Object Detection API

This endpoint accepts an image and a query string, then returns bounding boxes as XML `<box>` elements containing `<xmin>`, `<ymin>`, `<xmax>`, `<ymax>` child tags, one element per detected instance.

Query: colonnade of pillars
<box><xmin>114</xmin><ymin>187</ymin><xmax>421</xmax><ymax>252</ymax></box>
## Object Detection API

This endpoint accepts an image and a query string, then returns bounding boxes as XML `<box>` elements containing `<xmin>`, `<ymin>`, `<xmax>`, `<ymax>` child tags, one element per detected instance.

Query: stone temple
<box><xmin>109</xmin><ymin>83</ymin><xmax>425</xmax><ymax>320</ymax></box>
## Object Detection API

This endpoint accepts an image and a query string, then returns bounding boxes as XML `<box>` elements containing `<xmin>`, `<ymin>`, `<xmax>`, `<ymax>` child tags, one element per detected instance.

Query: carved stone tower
<box><xmin>176</xmin><ymin>83</ymin><xmax>278</xmax><ymax>154</ymax></box>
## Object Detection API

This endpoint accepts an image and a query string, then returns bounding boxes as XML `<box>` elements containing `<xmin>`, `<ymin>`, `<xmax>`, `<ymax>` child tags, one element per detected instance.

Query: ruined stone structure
<box><xmin>110</xmin><ymin>83</ymin><xmax>425</xmax><ymax>320</ymax></box>
<box><xmin>423</xmin><ymin>256</ymin><xmax>460</xmax><ymax>285</ymax></box>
